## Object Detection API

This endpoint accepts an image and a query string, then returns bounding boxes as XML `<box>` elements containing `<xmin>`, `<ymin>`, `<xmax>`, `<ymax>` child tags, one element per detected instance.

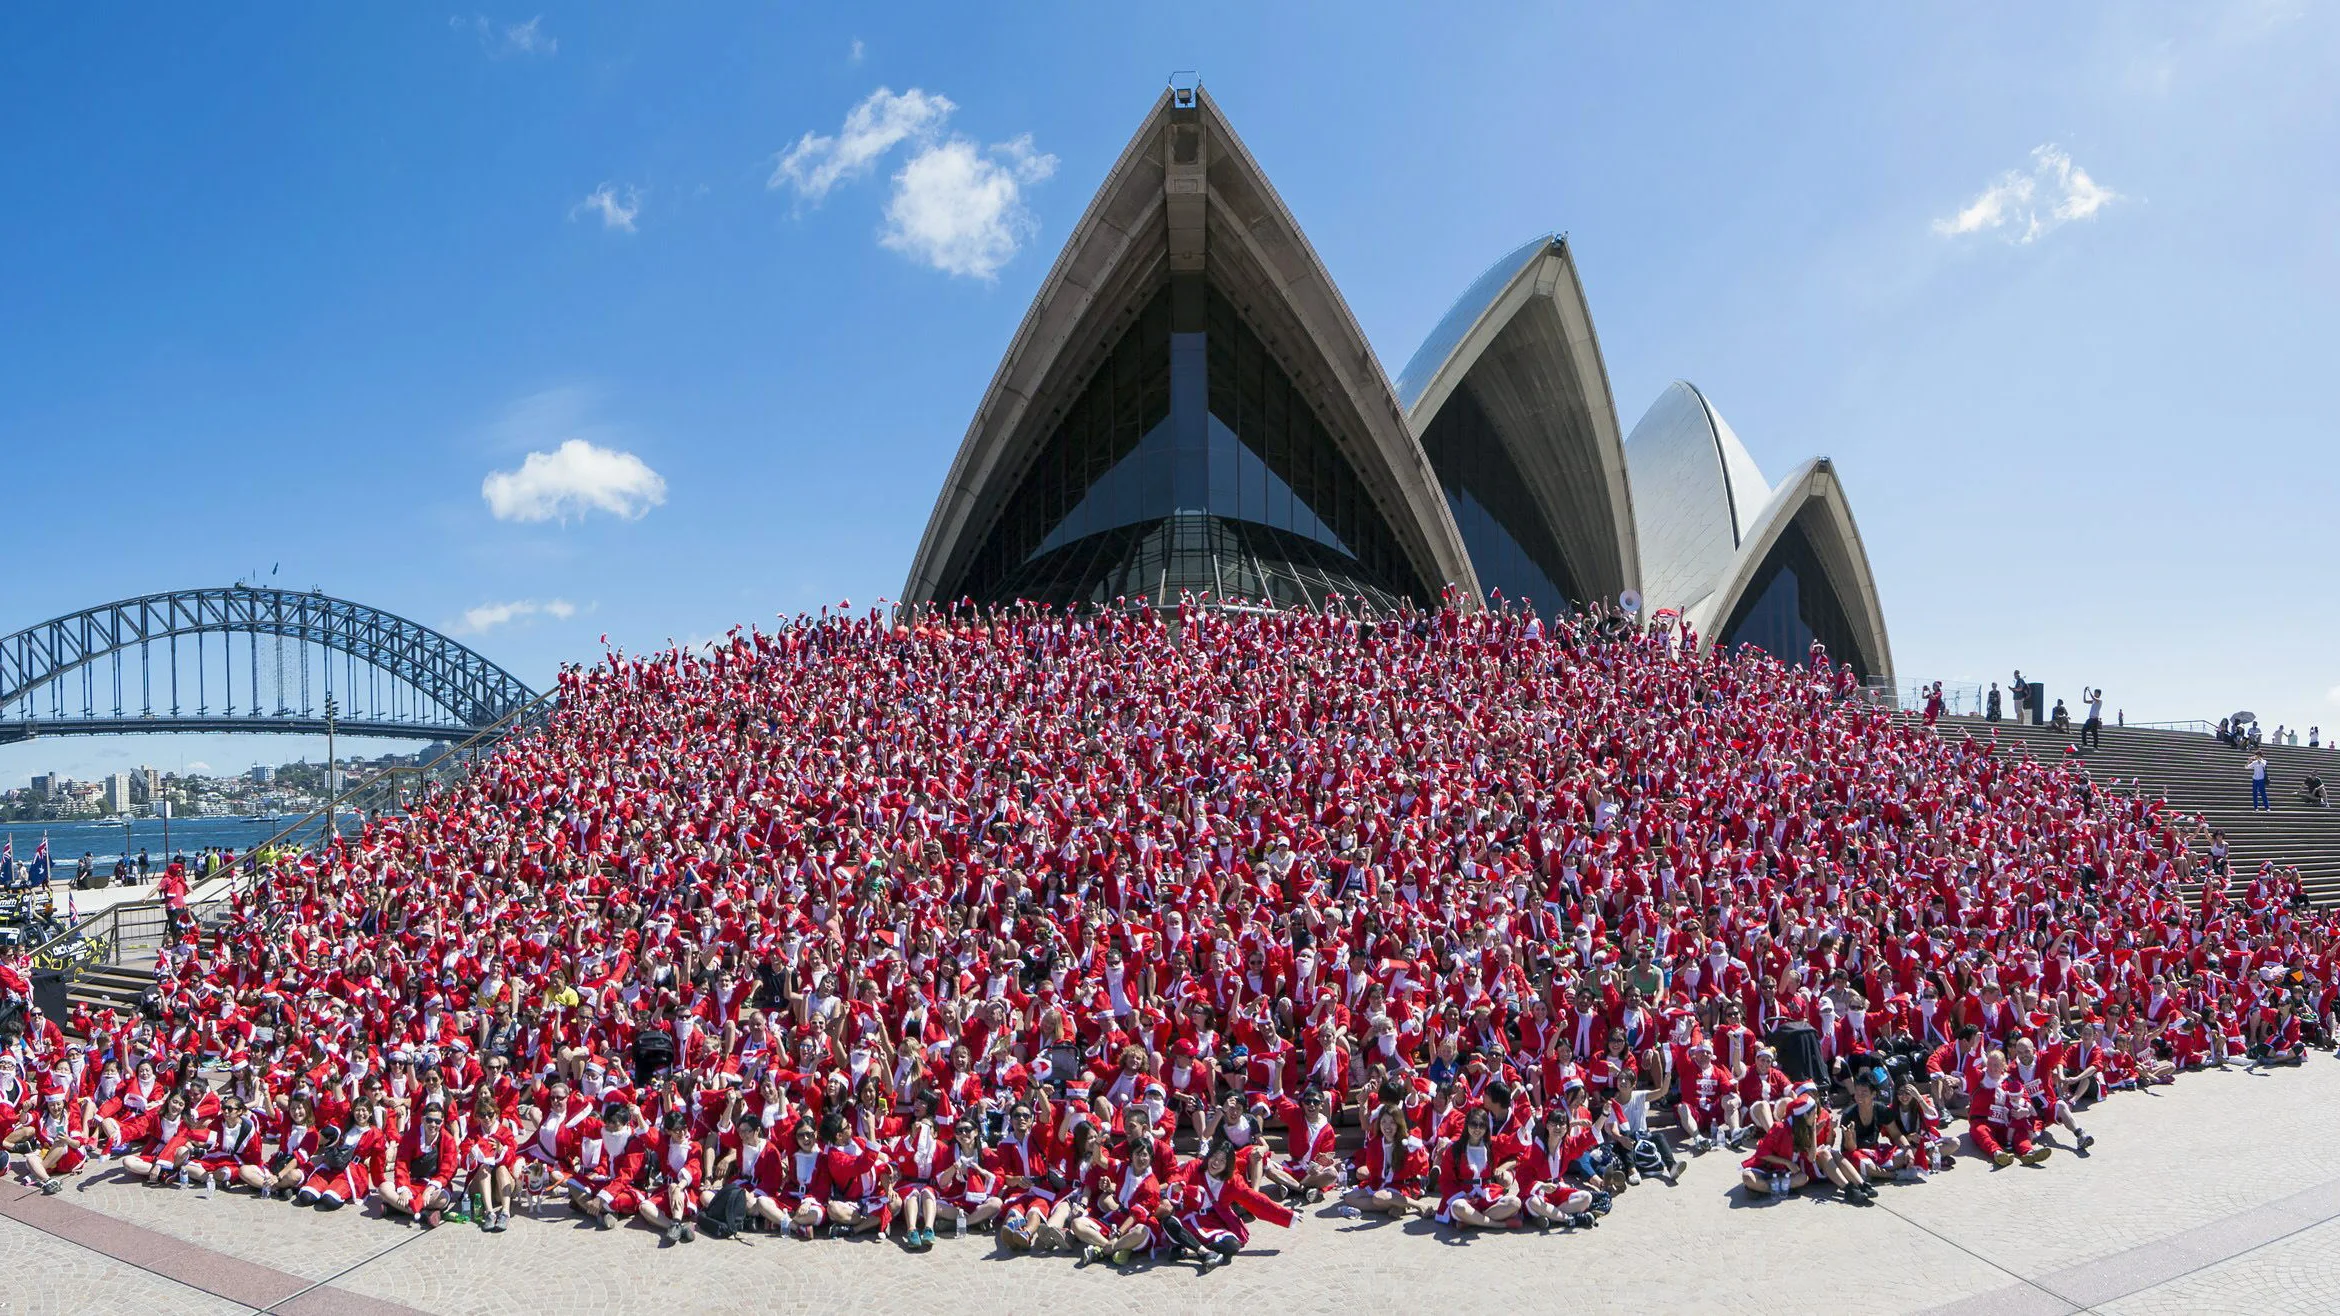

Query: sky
<box><xmin>3</xmin><ymin>2</ymin><xmax>2336</xmax><ymax>784</ymax></box>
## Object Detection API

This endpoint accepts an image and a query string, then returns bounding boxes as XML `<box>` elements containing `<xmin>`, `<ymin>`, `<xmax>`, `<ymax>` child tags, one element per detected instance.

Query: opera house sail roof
<box><xmin>900</xmin><ymin>86</ymin><xmax>1477</xmax><ymax>613</ymax></box>
<box><xmin>1625</xmin><ymin>382</ymin><xmax>1893</xmax><ymax>680</ymax></box>
<box><xmin>902</xmin><ymin>82</ymin><xmax>1891</xmax><ymax>679</ymax></box>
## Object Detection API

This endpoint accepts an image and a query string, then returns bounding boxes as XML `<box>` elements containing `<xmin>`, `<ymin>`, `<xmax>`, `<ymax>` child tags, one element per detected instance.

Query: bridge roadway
<box><xmin>0</xmin><ymin>716</ymin><xmax>454</xmax><ymax>745</ymax></box>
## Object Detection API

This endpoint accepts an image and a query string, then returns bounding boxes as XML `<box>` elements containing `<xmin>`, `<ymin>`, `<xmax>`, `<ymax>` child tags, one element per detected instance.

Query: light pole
<box><xmin>322</xmin><ymin>695</ymin><xmax>336</xmax><ymax>848</ymax></box>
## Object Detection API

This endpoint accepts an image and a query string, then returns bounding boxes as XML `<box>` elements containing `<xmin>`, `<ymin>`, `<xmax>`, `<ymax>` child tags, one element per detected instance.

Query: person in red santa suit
<box><xmin>1265</xmin><ymin>1086</ymin><xmax>1345</xmax><ymax>1203</ymax></box>
<box><xmin>382</xmin><ymin>1100</ymin><xmax>463</xmax><ymax>1228</ymax></box>
<box><xmin>929</xmin><ymin>1115</ymin><xmax>1003</xmax><ymax>1237</ymax></box>
<box><xmin>295</xmin><ymin>1117</ymin><xmax>388</xmax><ymax>1210</ymax></box>
<box><xmin>119</xmin><ymin>1088</ymin><xmax>203</xmax><ymax>1186</ymax></box>
<box><xmin>1434</xmin><ymin>1105</ymin><xmax>1522</xmax><ymax>1229</ymax></box>
<box><xmin>986</xmin><ymin>1098</ymin><xmax>1062</xmax><ymax>1252</ymax></box>
<box><xmin>2008</xmin><ymin>1035</ymin><xmax>2094</xmax><ymax>1151</ymax></box>
<box><xmin>1514</xmin><ymin>1104</ymin><xmax>1600</xmax><ymax>1231</ymax></box>
<box><xmin>10</xmin><ymin>1089</ymin><xmax>92</xmax><ymax>1195</ymax></box>
<box><xmin>886</xmin><ymin>1109</ymin><xmax>948</xmax><ymax>1252</ymax></box>
<box><xmin>633</xmin><ymin>1106</ymin><xmax>700</xmax><ymax>1244</ymax></box>
<box><xmin>1165</xmin><ymin>1139</ymin><xmax>1294</xmax><ymax>1275</ymax></box>
<box><xmin>560</xmin><ymin>1100</ymin><xmax>649</xmax><ymax>1231</ymax></box>
<box><xmin>187</xmin><ymin>1093</ymin><xmax>264</xmax><ymax>1197</ymax></box>
<box><xmin>460</xmin><ymin>1089</ymin><xmax>520</xmax><ymax>1233</ymax></box>
<box><xmin>1966</xmin><ymin>1050</ymin><xmax>2052</xmax><ymax>1168</ymax></box>
<box><xmin>1673</xmin><ymin>1039</ymin><xmax>1741</xmax><ymax>1151</ymax></box>
<box><xmin>1069</xmin><ymin>1135</ymin><xmax>1165</xmax><ymax>1270</ymax></box>
<box><xmin>1345</xmin><ymin>1103</ymin><xmax>1431</xmax><ymax>1217</ymax></box>
<box><xmin>254</xmin><ymin>1091</ymin><xmax>325</xmax><ymax>1199</ymax></box>
<box><xmin>811</xmin><ymin>1110</ymin><xmax>891</xmax><ymax>1237</ymax></box>
<box><xmin>98</xmin><ymin>1057</ymin><xmax>166</xmax><ymax>1153</ymax></box>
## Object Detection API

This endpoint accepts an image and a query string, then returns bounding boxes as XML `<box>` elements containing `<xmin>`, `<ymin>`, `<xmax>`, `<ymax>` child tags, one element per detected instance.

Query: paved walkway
<box><xmin>5</xmin><ymin>1060</ymin><xmax>2337</xmax><ymax>1314</ymax></box>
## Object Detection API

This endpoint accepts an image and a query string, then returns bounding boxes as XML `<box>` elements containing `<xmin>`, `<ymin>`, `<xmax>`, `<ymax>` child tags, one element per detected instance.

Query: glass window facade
<box><xmin>1418</xmin><ymin>386</ymin><xmax>1583</xmax><ymax>616</ymax></box>
<box><xmin>943</xmin><ymin>277</ymin><xmax>1426</xmax><ymax>608</ymax></box>
<box><xmin>992</xmin><ymin>513</ymin><xmax>1411</xmax><ymax>612</ymax></box>
<box><xmin>1717</xmin><ymin>516</ymin><xmax>1870</xmax><ymax>680</ymax></box>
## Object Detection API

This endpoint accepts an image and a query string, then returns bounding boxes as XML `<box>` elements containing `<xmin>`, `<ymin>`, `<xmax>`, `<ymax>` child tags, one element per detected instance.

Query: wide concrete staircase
<box><xmin>1924</xmin><ymin>715</ymin><xmax>2340</xmax><ymax>904</ymax></box>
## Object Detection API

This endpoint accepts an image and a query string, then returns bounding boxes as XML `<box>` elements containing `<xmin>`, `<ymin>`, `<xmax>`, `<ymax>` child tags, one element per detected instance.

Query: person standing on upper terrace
<box><xmin>2082</xmin><ymin>688</ymin><xmax>2104</xmax><ymax>750</ymax></box>
<box><xmin>2250</xmin><ymin>750</ymin><xmax>2272</xmax><ymax>812</ymax></box>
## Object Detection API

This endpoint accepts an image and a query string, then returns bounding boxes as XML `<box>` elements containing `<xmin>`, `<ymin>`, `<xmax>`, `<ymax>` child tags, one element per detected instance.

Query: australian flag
<box><xmin>27</xmin><ymin>837</ymin><xmax>49</xmax><ymax>889</ymax></box>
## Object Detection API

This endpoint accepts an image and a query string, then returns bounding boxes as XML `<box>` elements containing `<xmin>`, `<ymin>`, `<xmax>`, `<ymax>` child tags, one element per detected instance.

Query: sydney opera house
<box><xmin>902</xmin><ymin>84</ymin><xmax>1893</xmax><ymax>681</ymax></box>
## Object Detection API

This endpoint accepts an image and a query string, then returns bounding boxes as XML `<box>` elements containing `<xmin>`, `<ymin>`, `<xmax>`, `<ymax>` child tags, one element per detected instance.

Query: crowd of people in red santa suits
<box><xmin>3</xmin><ymin>599</ymin><xmax>2331</xmax><ymax>1271</ymax></box>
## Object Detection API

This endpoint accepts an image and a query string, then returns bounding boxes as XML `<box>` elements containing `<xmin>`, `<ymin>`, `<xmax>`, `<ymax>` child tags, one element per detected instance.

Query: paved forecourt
<box><xmin>5</xmin><ymin>1059</ymin><xmax>2338</xmax><ymax>1315</ymax></box>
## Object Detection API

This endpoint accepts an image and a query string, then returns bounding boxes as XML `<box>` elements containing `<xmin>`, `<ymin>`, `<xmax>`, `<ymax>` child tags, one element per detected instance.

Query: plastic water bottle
<box><xmin>956</xmin><ymin>1207</ymin><xmax>969</xmax><ymax>1237</ymax></box>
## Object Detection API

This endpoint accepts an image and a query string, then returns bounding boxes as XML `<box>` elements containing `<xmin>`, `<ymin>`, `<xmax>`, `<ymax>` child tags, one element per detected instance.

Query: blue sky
<box><xmin>4</xmin><ymin>3</ymin><xmax>2336</xmax><ymax>783</ymax></box>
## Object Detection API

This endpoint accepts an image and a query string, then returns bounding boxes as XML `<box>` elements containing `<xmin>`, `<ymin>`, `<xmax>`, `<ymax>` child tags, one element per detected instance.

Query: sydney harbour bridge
<box><xmin>0</xmin><ymin>585</ymin><xmax>540</xmax><ymax>746</ymax></box>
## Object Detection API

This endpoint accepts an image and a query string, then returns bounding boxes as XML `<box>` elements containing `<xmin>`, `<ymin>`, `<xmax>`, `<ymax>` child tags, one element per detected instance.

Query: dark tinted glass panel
<box><xmin>944</xmin><ymin>277</ymin><xmax>1429</xmax><ymax>608</ymax></box>
<box><xmin>1418</xmin><ymin>386</ymin><xmax>1582</xmax><ymax>615</ymax></box>
<box><xmin>991</xmin><ymin>513</ymin><xmax>1410</xmax><ymax>614</ymax></box>
<box><xmin>1717</xmin><ymin>516</ymin><xmax>1869</xmax><ymax>680</ymax></box>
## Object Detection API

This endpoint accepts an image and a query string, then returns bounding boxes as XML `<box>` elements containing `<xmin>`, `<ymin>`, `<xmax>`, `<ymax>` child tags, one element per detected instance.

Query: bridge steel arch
<box><xmin>0</xmin><ymin>586</ymin><xmax>538</xmax><ymax>743</ymax></box>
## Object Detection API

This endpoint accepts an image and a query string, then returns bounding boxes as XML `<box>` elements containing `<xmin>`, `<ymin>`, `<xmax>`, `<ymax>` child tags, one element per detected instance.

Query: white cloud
<box><xmin>458</xmin><ymin>598</ymin><xmax>578</xmax><ymax>635</ymax></box>
<box><xmin>481</xmin><ymin>439</ymin><xmax>667</xmax><ymax>522</ymax></box>
<box><xmin>1934</xmin><ymin>145</ymin><xmax>2123</xmax><ymax>244</ymax></box>
<box><xmin>185</xmin><ymin>761</ymin><xmax>211</xmax><ymax>774</ymax></box>
<box><xmin>571</xmin><ymin>182</ymin><xmax>642</xmax><ymax>233</ymax></box>
<box><xmin>452</xmin><ymin>13</ymin><xmax>556</xmax><ymax>57</ymax></box>
<box><xmin>849</xmin><ymin>38</ymin><xmax>865</xmax><ymax>63</ymax></box>
<box><xmin>769</xmin><ymin>87</ymin><xmax>956</xmax><ymax>203</ymax></box>
<box><xmin>881</xmin><ymin>134</ymin><xmax>1058</xmax><ymax>280</ymax></box>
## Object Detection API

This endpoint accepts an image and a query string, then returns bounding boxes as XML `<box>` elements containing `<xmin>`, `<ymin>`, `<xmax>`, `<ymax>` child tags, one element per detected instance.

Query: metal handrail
<box><xmin>22</xmin><ymin>687</ymin><xmax>558</xmax><ymax>967</ymax></box>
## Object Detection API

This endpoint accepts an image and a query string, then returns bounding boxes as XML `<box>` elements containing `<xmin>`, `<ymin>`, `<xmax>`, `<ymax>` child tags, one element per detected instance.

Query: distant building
<box><xmin>30</xmin><ymin>773</ymin><xmax>59</xmax><ymax>800</ymax></box>
<box><xmin>133</xmin><ymin>766</ymin><xmax>161</xmax><ymax>804</ymax></box>
<box><xmin>103</xmin><ymin>773</ymin><xmax>133</xmax><ymax>815</ymax></box>
<box><xmin>249</xmin><ymin>764</ymin><xmax>277</xmax><ymax>785</ymax></box>
<box><xmin>421</xmin><ymin>741</ymin><xmax>454</xmax><ymax>768</ymax></box>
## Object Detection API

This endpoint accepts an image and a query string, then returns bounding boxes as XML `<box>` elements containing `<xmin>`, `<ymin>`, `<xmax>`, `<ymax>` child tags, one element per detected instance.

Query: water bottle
<box><xmin>956</xmin><ymin>1207</ymin><xmax>968</xmax><ymax>1236</ymax></box>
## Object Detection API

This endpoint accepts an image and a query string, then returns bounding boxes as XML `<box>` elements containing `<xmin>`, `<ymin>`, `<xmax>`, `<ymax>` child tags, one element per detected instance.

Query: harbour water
<box><xmin>1</xmin><ymin>813</ymin><xmax>356</xmax><ymax>872</ymax></box>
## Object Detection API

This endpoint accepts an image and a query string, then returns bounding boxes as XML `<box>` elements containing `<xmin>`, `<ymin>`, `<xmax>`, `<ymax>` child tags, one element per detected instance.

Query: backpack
<box><xmin>698</xmin><ymin>1181</ymin><xmax>749</xmax><ymax>1240</ymax></box>
<box><xmin>0</xmin><ymin>994</ymin><xmax>25</xmax><ymax>1040</ymax></box>
<box><xmin>632</xmin><ymin>1029</ymin><xmax>677</xmax><ymax>1084</ymax></box>
<box><xmin>314</xmin><ymin>1130</ymin><xmax>358</xmax><ymax>1175</ymax></box>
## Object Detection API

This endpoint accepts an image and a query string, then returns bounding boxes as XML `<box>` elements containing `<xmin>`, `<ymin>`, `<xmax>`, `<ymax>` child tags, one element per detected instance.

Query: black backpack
<box><xmin>632</xmin><ymin>1028</ymin><xmax>677</xmax><ymax>1084</ymax></box>
<box><xmin>698</xmin><ymin>1181</ymin><xmax>749</xmax><ymax>1239</ymax></box>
